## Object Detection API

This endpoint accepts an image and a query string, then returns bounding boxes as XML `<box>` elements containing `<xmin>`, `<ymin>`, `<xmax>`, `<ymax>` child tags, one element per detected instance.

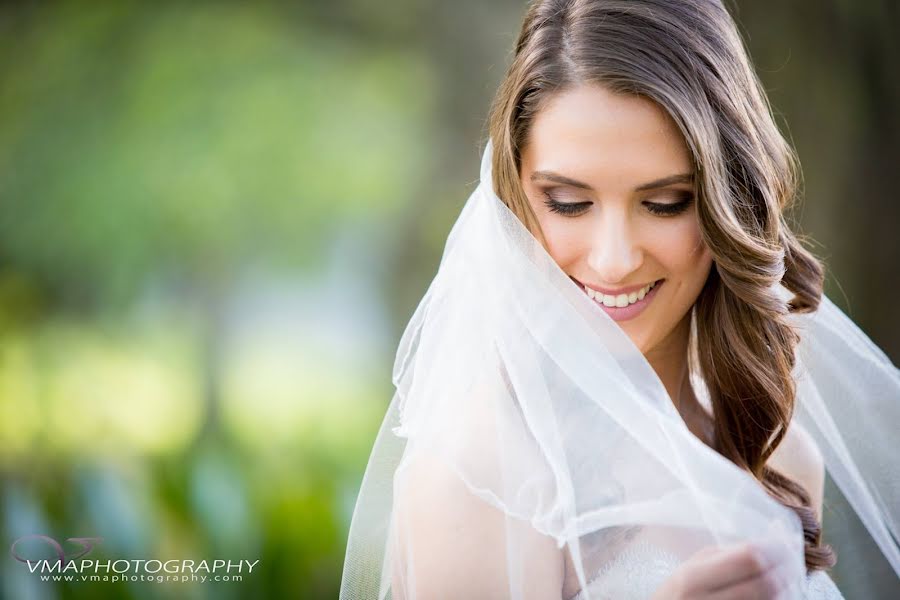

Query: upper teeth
<box><xmin>585</xmin><ymin>281</ymin><xmax>658</xmax><ymax>307</ymax></box>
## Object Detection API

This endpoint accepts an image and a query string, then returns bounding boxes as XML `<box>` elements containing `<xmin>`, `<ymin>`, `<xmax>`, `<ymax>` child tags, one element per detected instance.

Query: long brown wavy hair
<box><xmin>487</xmin><ymin>0</ymin><xmax>834</xmax><ymax>571</ymax></box>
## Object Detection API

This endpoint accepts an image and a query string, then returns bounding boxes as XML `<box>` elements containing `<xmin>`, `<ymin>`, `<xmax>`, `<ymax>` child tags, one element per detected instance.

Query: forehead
<box><xmin>522</xmin><ymin>84</ymin><xmax>692</xmax><ymax>189</ymax></box>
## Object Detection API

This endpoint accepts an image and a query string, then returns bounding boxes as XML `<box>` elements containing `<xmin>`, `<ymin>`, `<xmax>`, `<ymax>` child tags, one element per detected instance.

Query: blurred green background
<box><xmin>1</xmin><ymin>1</ymin><xmax>897</xmax><ymax>598</ymax></box>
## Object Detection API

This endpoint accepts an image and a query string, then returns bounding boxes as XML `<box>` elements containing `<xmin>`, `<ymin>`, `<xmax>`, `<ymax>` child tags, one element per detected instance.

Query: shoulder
<box><xmin>767</xmin><ymin>421</ymin><xmax>825</xmax><ymax>521</ymax></box>
<box><xmin>392</xmin><ymin>449</ymin><xmax>565</xmax><ymax>599</ymax></box>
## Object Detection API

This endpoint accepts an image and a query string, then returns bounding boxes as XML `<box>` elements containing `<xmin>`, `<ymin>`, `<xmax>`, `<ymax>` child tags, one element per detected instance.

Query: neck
<box><xmin>644</xmin><ymin>313</ymin><xmax>714</xmax><ymax>445</ymax></box>
<box><xmin>644</xmin><ymin>314</ymin><xmax>692</xmax><ymax>411</ymax></box>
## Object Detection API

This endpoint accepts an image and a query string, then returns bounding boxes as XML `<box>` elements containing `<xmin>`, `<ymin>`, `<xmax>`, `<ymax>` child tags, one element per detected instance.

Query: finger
<box><xmin>704</xmin><ymin>569</ymin><xmax>784</xmax><ymax>600</ymax></box>
<box><xmin>691</xmin><ymin>544</ymin><xmax>722</xmax><ymax>560</ymax></box>
<box><xmin>689</xmin><ymin>542</ymin><xmax>776</xmax><ymax>592</ymax></box>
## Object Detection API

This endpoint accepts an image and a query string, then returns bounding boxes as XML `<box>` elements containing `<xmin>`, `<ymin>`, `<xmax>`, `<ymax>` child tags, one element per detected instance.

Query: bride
<box><xmin>340</xmin><ymin>1</ymin><xmax>900</xmax><ymax>598</ymax></box>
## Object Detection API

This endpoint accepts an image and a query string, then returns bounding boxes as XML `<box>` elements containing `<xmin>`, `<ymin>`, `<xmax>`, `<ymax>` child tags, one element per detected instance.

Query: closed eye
<box><xmin>643</xmin><ymin>195</ymin><xmax>694</xmax><ymax>217</ymax></box>
<box><xmin>543</xmin><ymin>195</ymin><xmax>591</xmax><ymax>216</ymax></box>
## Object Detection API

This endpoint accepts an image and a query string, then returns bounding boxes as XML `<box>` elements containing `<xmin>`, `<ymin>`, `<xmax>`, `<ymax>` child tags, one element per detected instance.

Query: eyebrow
<box><xmin>530</xmin><ymin>170</ymin><xmax>694</xmax><ymax>192</ymax></box>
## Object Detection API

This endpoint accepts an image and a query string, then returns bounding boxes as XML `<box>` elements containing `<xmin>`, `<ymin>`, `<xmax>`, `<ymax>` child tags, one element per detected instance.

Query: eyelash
<box><xmin>542</xmin><ymin>194</ymin><xmax>695</xmax><ymax>217</ymax></box>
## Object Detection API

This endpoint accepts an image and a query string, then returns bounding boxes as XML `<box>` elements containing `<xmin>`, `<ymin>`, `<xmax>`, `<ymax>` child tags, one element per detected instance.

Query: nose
<box><xmin>587</xmin><ymin>208</ymin><xmax>644</xmax><ymax>284</ymax></box>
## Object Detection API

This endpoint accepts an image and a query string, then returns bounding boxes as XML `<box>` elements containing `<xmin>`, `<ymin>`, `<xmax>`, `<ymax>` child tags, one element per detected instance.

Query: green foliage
<box><xmin>0</xmin><ymin>3</ymin><xmax>429</xmax><ymax>598</ymax></box>
<box><xmin>0</xmin><ymin>2</ymin><xmax>434</xmax><ymax>304</ymax></box>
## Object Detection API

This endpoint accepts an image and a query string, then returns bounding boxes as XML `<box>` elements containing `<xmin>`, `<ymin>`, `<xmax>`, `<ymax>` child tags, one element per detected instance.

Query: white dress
<box><xmin>569</xmin><ymin>541</ymin><xmax>843</xmax><ymax>600</ymax></box>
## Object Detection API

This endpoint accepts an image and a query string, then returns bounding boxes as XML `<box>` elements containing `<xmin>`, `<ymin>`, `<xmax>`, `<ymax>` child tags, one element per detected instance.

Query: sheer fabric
<box><xmin>567</xmin><ymin>541</ymin><xmax>843</xmax><ymax>600</ymax></box>
<box><xmin>340</xmin><ymin>141</ymin><xmax>900</xmax><ymax>599</ymax></box>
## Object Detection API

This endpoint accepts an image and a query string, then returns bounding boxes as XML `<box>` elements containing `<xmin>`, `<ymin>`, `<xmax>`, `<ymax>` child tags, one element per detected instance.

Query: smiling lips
<box><xmin>576</xmin><ymin>278</ymin><xmax>664</xmax><ymax>321</ymax></box>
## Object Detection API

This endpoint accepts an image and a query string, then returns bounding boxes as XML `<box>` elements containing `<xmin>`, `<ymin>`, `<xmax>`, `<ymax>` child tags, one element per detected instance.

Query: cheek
<box><xmin>648</xmin><ymin>219</ymin><xmax>711</xmax><ymax>282</ymax></box>
<box><xmin>539</xmin><ymin>216</ymin><xmax>588</xmax><ymax>267</ymax></box>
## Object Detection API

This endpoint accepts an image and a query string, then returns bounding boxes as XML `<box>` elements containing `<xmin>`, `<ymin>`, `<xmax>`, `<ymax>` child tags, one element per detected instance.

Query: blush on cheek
<box><xmin>543</xmin><ymin>224</ymin><xmax>584</xmax><ymax>268</ymax></box>
<box><xmin>657</xmin><ymin>221</ymin><xmax>708</xmax><ymax>270</ymax></box>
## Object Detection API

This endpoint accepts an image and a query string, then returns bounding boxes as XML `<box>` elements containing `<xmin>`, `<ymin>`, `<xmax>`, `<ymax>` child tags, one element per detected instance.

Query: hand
<box><xmin>649</xmin><ymin>542</ymin><xmax>794</xmax><ymax>599</ymax></box>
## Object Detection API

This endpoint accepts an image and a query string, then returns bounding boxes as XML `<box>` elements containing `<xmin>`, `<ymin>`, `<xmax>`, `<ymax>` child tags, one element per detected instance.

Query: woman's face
<box><xmin>519</xmin><ymin>84</ymin><xmax>713</xmax><ymax>354</ymax></box>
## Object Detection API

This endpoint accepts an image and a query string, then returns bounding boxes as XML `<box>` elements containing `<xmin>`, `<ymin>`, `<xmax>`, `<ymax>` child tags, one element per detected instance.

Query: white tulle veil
<box><xmin>339</xmin><ymin>140</ymin><xmax>900</xmax><ymax>599</ymax></box>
